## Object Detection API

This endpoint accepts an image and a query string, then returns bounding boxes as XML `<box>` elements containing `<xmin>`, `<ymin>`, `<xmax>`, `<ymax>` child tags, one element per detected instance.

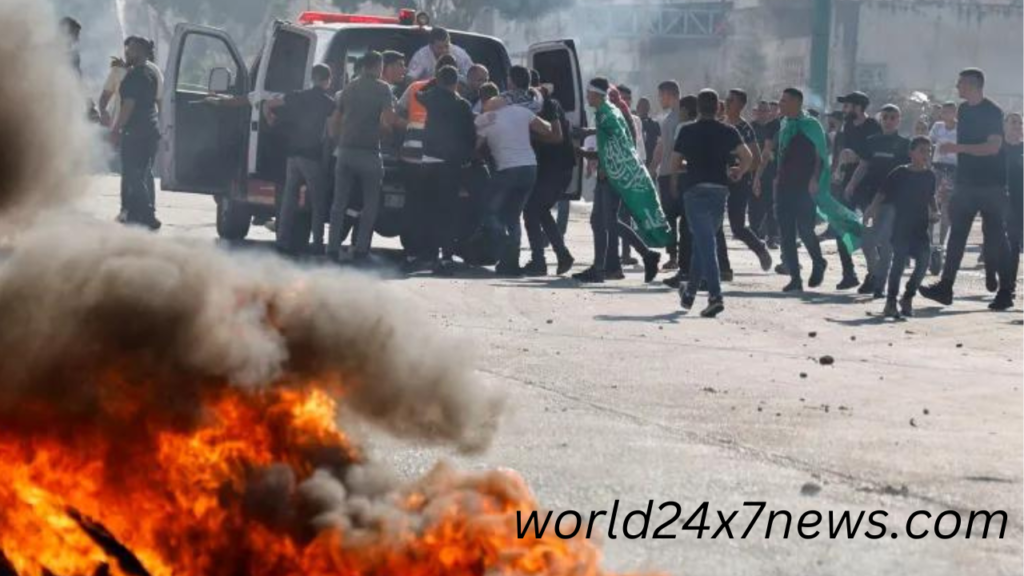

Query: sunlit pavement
<box><xmin>75</xmin><ymin>174</ymin><xmax>1022</xmax><ymax>575</ymax></box>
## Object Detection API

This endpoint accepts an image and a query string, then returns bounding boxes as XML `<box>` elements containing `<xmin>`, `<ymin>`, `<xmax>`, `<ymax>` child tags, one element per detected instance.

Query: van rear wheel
<box><xmin>216</xmin><ymin>197</ymin><xmax>251</xmax><ymax>241</ymax></box>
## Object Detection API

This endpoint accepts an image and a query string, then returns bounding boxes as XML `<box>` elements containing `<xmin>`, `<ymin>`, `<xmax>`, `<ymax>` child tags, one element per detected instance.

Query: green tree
<box><xmin>142</xmin><ymin>0</ymin><xmax>292</xmax><ymax>53</ymax></box>
<box><xmin>331</xmin><ymin>0</ymin><xmax>573</xmax><ymax>31</ymax></box>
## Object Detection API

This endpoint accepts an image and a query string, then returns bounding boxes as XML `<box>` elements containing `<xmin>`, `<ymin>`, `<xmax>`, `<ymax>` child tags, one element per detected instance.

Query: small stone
<box><xmin>910</xmin><ymin>418</ymin><xmax>918</xmax><ymax>428</ymax></box>
<box><xmin>819</xmin><ymin>355</ymin><xmax>835</xmax><ymax>366</ymax></box>
<box><xmin>546</xmin><ymin>319</ymin><xmax>554</xmax><ymax>325</ymax></box>
<box><xmin>850</xmin><ymin>335</ymin><xmax>857</xmax><ymax>341</ymax></box>
<box><xmin>838</xmin><ymin>405</ymin><xmax>849</xmax><ymax>411</ymax></box>
<box><xmin>701</xmin><ymin>387</ymin><xmax>718</xmax><ymax>394</ymax></box>
<box><xmin>923</xmin><ymin>408</ymin><xmax>930</xmax><ymax>416</ymax></box>
<box><xmin>799</xmin><ymin>398</ymin><xmax>805</xmax><ymax>402</ymax></box>
<box><xmin>800</xmin><ymin>482</ymin><xmax>822</xmax><ymax>496</ymax></box>
<box><xmin>775</xmin><ymin>412</ymin><xmax>782</xmax><ymax>417</ymax></box>
<box><xmin>956</xmin><ymin>343</ymin><xmax>964</xmax><ymax>348</ymax></box>
<box><xmin>757</xmin><ymin>407</ymin><xmax>763</xmax><ymax>413</ymax></box>
<box><xmin>808</xmin><ymin>331</ymin><xmax>818</xmax><ymax>338</ymax></box>
<box><xmin>800</xmin><ymin>372</ymin><xmax>808</xmax><ymax>379</ymax></box>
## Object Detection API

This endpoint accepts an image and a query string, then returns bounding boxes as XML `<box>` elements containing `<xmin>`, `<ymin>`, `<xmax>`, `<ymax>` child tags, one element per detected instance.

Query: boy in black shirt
<box><xmin>872</xmin><ymin>137</ymin><xmax>937</xmax><ymax>318</ymax></box>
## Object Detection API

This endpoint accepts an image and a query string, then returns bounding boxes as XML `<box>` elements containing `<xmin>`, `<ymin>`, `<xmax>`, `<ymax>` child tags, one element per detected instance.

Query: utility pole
<box><xmin>809</xmin><ymin>0</ymin><xmax>832</xmax><ymax>104</ymax></box>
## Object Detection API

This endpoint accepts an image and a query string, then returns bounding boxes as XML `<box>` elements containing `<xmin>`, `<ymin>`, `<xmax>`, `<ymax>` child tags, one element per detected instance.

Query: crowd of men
<box><xmin>75</xmin><ymin>15</ymin><xmax>1020</xmax><ymax>319</ymax></box>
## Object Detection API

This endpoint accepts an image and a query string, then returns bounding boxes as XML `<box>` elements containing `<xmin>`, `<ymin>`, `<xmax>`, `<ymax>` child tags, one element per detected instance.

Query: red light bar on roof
<box><xmin>298</xmin><ymin>11</ymin><xmax>400</xmax><ymax>25</ymax></box>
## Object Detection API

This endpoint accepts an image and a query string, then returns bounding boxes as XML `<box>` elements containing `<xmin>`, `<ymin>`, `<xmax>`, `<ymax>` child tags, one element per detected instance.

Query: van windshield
<box><xmin>318</xmin><ymin>27</ymin><xmax>511</xmax><ymax>91</ymax></box>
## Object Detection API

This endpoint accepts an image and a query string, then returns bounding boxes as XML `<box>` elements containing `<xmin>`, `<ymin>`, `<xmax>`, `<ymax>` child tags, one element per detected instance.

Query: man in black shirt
<box><xmin>921</xmin><ymin>68</ymin><xmax>1014</xmax><ymax>310</ymax></box>
<box><xmin>1004</xmin><ymin>113</ymin><xmax>1023</xmax><ymax>303</ymax></box>
<box><xmin>832</xmin><ymin>91</ymin><xmax>882</xmax><ymax>289</ymax></box>
<box><xmin>773</xmin><ymin>88</ymin><xmax>828</xmax><ymax>293</ymax></box>
<box><xmin>523</xmin><ymin>76</ymin><xmax>576</xmax><ymax>276</ymax></box>
<box><xmin>721</xmin><ymin>89</ymin><xmax>772</xmax><ymax>275</ymax></box>
<box><xmin>750</xmin><ymin>100</ymin><xmax>780</xmax><ymax>249</ymax></box>
<box><xmin>844</xmin><ymin>104</ymin><xmax>910</xmax><ymax>296</ymax></box>
<box><xmin>671</xmin><ymin>89</ymin><xmax>753</xmax><ymax>318</ymax></box>
<box><xmin>110</xmin><ymin>36</ymin><xmax>161</xmax><ymax>230</ymax></box>
<box><xmin>417</xmin><ymin>65</ymin><xmax>477</xmax><ymax>275</ymax></box>
<box><xmin>875</xmin><ymin>137</ymin><xmax>938</xmax><ymax>319</ymax></box>
<box><xmin>637</xmin><ymin>97</ymin><xmax>661</xmax><ymax>168</ymax></box>
<box><xmin>265</xmin><ymin>64</ymin><xmax>335</xmax><ymax>254</ymax></box>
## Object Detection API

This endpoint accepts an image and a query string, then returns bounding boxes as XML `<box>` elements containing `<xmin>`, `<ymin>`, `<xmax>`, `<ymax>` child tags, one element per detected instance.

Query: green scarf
<box><xmin>596</xmin><ymin>100</ymin><xmax>671</xmax><ymax>248</ymax></box>
<box><xmin>778</xmin><ymin>112</ymin><xmax>863</xmax><ymax>253</ymax></box>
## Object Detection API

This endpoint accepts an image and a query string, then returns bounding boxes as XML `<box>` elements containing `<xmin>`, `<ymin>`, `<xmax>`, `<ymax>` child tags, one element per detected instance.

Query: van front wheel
<box><xmin>216</xmin><ymin>197</ymin><xmax>251</xmax><ymax>241</ymax></box>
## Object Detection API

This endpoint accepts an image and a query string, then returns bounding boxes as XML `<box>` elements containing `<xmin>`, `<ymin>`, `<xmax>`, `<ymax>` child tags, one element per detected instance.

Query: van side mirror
<box><xmin>208</xmin><ymin>67</ymin><xmax>232</xmax><ymax>93</ymax></box>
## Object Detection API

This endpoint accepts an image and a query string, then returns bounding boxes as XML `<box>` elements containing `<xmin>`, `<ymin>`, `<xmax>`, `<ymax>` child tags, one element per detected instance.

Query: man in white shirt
<box><xmin>475</xmin><ymin>66</ymin><xmax>557</xmax><ymax>275</ymax></box>
<box><xmin>407</xmin><ymin>27</ymin><xmax>473</xmax><ymax>81</ymax></box>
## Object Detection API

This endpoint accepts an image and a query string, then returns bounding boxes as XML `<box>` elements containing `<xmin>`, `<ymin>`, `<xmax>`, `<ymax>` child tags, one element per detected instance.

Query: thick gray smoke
<box><xmin>0</xmin><ymin>0</ymin><xmax>501</xmax><ymax>453</ymax></box>
<box><xmin>0</xmin><ymin>0</ymin><xmax>94</xmax><ymax>232</ymax></box>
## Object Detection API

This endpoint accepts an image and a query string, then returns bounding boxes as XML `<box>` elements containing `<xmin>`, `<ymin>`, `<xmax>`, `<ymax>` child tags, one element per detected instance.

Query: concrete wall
<box><xmin>848</xmin><ymin>1</ymin><xmax>1023</xmax><ymax>110</ymax></box>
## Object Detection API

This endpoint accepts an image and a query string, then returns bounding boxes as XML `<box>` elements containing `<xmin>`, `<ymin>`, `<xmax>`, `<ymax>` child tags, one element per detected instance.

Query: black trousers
<box><xmin>717</xmin><ymin>178</ymin><xmax>767</xmax><ymax>272</ymax></box>
<box><xmin>525</xmin><ymin>168</ymin><xmax>573</xmax><ymax>261</ymax></box>
<box><xmin>942</xmin><ymin>184</ymin><xmax>1014</xmax><ymax>293</ymax></box>
<box><xmin>120</xmin><ymin>131</ymin><xmax>158</xmax><ymax>224</ymax></box>
<box><xmin>591</xmin><ymin>180</ymin><xmax>652</xmax><ymax>272</ymax></box>
<box><xmin>657</xmin><ymin>175</ymin><xmax>681</xmax><ymax>259</ymax></box>
<box><xmin>750</xmin><ymin>164</ymin><xmax>779</xmax><ymax>240</ymax></box>
<box><xmin>776</xmin><ymin>188</ymin><xmax>826</xmax><ymax>282</ymax></box>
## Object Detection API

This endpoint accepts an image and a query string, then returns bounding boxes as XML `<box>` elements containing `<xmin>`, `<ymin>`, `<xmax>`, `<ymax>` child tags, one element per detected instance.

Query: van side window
<box><xmin>265</xmin><ymin>32</ymin><xmax>311</xmax><ymax>92</ymax></box>
<box><xmin>533</xmin><ymin>50</ymin><xmax>576</xmax><ymax>113</ymax></box>
<box><xmin>177</xmin><ymin>34</ymin><xmax>241</xmax><ymax>93</ymax></box>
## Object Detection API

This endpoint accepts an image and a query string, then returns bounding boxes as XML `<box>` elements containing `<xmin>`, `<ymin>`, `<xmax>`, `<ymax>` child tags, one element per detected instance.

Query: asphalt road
<box><xmin>79</xmin><ymin>175</ymin><xmax>1023</xmax><ymax>576</ymax></box>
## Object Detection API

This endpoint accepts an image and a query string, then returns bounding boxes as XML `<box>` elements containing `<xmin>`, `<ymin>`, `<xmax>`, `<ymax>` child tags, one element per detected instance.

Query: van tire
<box><xmin>216</xmin><ymin>197</ymin><xmax>251</xmax><ymax>241</ymax></box>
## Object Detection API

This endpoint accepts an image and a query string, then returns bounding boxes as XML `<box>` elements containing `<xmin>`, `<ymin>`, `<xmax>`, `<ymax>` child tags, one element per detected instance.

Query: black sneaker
<box><xmin>989</xmin><ymin>290</ymin><xmax>1015</xmax><ymax>311</ymax></box>
<box><xmin>605</xmin><ymin>268</ymin><xmax>626</xmax><ymax>281</ymax></box>
<box><xmin>522</xmin><ymin>259</ymin><xmax>548</xmax><ymax>277</ymax></box>
<box><xmin>872</xmin><ymin>288</ymin><xmax>886</xmax><ymax>300</ymax></box>
<box><xmin>774</xmin><ymin>263</ymin><xmax>791</xmax><ymax>276</ymax></box>
<box><xmin>883</xmin><ymin>298</ymin><xmax>901</xmax><ymax>319</ymax></box>
<box><xmin>621</xmin><ymin>256</ymin><xmax>640</xmax><ymax>266</ymax></box>
<box><xmin>663</xmin><ymin>273</ymin><xmax>685</xmax><ymax>289</ymax></box>
<box><xmin>555</xmin><ymin>252</ymin><xmax>575</xmax><ymax>276</ymax></box>
<box><xmin>767</xmin><ymin>238</ymin><xmax>780</xmax><ymax>250</ymax></box>
<box><xmin>782</xmin><ymin>279</ymin><xmax>804</xmax><ymax>293</ymax></box>
<box><xmin>680</xmin><ymin>291</ymin><xmax>696</xmax><ymax>311</ymax></box>
<box><xmin>985</xmin><ymin>268</ymin><xmax>999</xmax><ymax>293</ymax></box>
<box><xmin>900</xmin><ymin>295</ymin><xmax>915</xmax><ymax>318</ymax></box>
<box><xmin>809</xmin><ymin>261</ymin><xmax>827</xmax><ymax>289</ymax></box>
<box><xmin>836</xmin><ymin>275</ymin><xmax>860</xmax><ymax>291</ymax></box>
<box><xmin>858</xmin><ymin>274</ymin><xmax>876</xmax><ymax>295</ymax></box>
<box><xmin>929</xmin><ymin>251</ymin><xmax>943</xmax><ymax>276</ymax></box>
<box><xmin>919</xmin><ymin>281</ymin><xmax>954</xmax><ymax>306</ymax></box>
<box><xmin>700</xmin><ymin>297</ymin><xmax>725</xmax><ymax>318</ymax></box>
<box><xmin>572</xmin><ymin>268</ymin><xmax>605</xmax><ymax>283</ymax></box>
<box><xmin>643</xmin><ymin>252</ymin><xmax>662</xmax><ymax>283</ymax></box>
<box><xmin>720</xmin><ymin>269</ymin><xmax>735</xmax><ymax>282</ymax></box>
<box><xmin>756</xmin><ymin>245</ymin><xmax>773</xmax><ymax>272</ymax></box>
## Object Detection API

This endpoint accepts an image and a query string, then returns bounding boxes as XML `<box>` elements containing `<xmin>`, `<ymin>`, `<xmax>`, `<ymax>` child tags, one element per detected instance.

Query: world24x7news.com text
<box><xmin>517</xmin><ymin>501</ymin><xmax>1008</xmax><ymax>541</ymax></box>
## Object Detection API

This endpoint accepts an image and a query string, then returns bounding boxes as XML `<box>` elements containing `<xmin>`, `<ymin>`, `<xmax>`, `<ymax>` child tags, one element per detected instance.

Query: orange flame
<box><xmin>0</xmin><ymin>379</ymin><xmax>634</xmax><ymax>576</ymax></box>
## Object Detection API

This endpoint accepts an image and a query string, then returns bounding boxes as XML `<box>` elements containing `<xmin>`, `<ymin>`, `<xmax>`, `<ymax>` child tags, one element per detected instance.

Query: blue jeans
<box><xmin>683</xmin><ymin>183</ymin><xmax>729</xmax><ymax>299</ymax></box>
<box><xmin>488</xmin><ymin>165</ymin><xmax>537</xmax><ymax>266</ymax></box>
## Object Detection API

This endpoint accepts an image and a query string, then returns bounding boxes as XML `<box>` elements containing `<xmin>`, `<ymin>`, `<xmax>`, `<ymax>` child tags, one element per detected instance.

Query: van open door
<box><xmin>161</xmin><ymin>24</ymin><xmax>248</xmax><ymax>193</ymax></box>
<box><xmin>529</xmin><ymin>39</ymin><xmax>585</xmax><ymax>200</ymax></box>
<box><xmin>248</xmin><ymin>22</ymin><xmax>318</xmax><ymax>184</ymax></box>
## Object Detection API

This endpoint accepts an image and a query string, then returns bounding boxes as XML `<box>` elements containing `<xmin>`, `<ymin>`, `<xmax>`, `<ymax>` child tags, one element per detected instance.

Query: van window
<box><xmin>176</xmin><ymin>33</ymin><xmax>241</xmax><ymax>93</ymax></box>
<box><xmin>533</xmin><ymin>49</ymin><xmax>576</xmax><ymax>113</ymax></box>
<box><xmin>265</xmin><ymin>31</ymin><xmax>311</xmax><ymax>92</ymax></box>
<box><xmin>320</xmin><ymin>27</ymin><xmax>511</xmax><ymax>92</ymax></box>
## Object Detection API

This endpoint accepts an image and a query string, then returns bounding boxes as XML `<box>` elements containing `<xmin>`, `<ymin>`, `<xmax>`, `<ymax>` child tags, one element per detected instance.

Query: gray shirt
<box><xmin>335</xmin><ymin>76</ymin><xmax>395</xmax><ymax>151</ymax></box>
<box><xmin>658</xmin><ymin>108</ymin><xmax>681</xmax><ymax>176</ymax></box>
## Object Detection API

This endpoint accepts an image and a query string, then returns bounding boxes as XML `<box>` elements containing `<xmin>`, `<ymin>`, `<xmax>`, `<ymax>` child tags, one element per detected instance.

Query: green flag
<box><xmin>596</xmin><ymin>100</ymin><xmax>672</xmax><ymax>248</ymax></box>
<box><xmin>777</xmin><ymin>112</ymin><xmax>863</xmax><ymax>253</ymax></box>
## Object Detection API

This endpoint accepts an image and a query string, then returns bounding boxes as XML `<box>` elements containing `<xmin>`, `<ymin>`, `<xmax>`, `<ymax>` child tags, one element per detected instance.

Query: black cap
<box><xmin>837</xmin><ymin>91</ymin><xmax>870</xmax><ymax>108</ymax></box>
